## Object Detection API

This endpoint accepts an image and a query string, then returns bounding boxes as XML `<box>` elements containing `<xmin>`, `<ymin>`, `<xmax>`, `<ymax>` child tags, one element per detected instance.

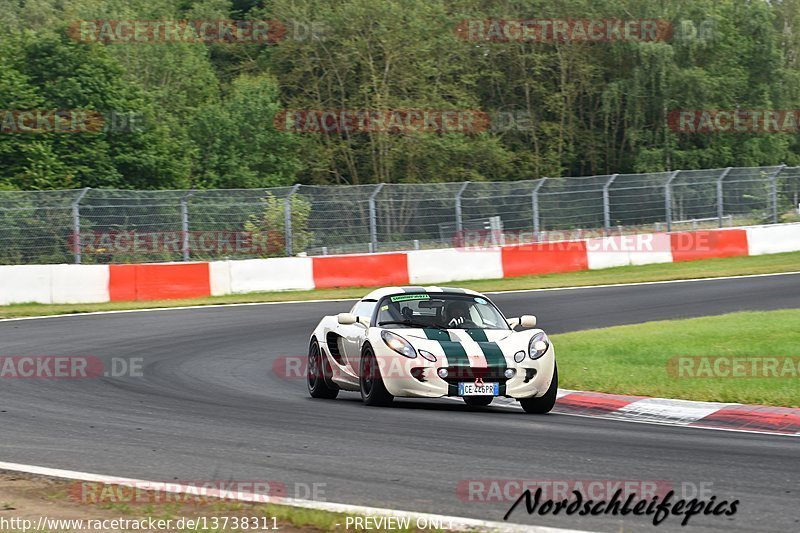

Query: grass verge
<box><xmin>1</xmin><ymin>251</ymin><xmax>800</xmax><ymax>319</ymax></box>
<box><xmin>553</xmin><ymin>309</ymin><xmax>800</xmax><ymax>407</ymax></box>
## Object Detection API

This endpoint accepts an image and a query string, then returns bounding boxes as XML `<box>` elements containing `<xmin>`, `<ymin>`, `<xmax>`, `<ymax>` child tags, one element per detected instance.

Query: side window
<box><xmin>350</xmin><ymin>300</ymin><xmax>377</xmax><ymax>320</ymax></box>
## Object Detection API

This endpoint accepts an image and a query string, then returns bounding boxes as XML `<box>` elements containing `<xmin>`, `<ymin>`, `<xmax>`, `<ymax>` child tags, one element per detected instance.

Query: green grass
<box><xmin>553</xmin><ymin>309</ymin><xmax>800</xmax><ymax>407</ymax></box>
<box><xmin>1</xmin><ymin>251</ymin><xmax>799</xmax><ymax>319</ymax></box>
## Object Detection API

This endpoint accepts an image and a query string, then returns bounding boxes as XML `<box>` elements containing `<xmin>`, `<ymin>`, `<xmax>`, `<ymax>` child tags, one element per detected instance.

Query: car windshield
<box><xmin>376</xmin><ymin>293</ymin><xmax>509</xmax><ymax>330</ymax></box>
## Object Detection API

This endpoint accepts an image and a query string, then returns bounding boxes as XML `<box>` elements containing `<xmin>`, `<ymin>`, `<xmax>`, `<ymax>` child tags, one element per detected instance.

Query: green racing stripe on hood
<box><xmin>472</xmin><ymin>335</ymin><xmax>509</xmax><ymax>395</ymax></box>
<box><xmin>423</xmin><ymin>328</ymin><xmax>469</xmax><ymax>367</ymax></box>
<box><xmin>422</xmin><ymin>328</ymin><xmax>449</xmax><ymax>342</ymax></box>
<box><xmin>477</xmin><ymin>340</ymin><xmax>507</xmax><ymax>370</ymax></box>
<box><xmin>465</xmin><ymin>328</ymin><xmax>508</xmax><ymax>370</ymax></box>
<box><xmin>422</xmin><ymin>328</ymin><xmax>469</xmax><ymax>396</ymax></box>
<box><xmin>465</xmin><ymin>329</ymin><xmax>488</xmax><ymax>342</ymax></box>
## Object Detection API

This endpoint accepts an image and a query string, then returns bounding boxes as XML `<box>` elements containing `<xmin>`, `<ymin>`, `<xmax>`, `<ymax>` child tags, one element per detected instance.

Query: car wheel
<box><xmin>360</xmin><ymin>345</ymin><xmax>393</xmax><ymax>406</ymax></box>
<box><xmin>308</xmin><ymin>338</ymin><xmax>338</xmax><ymax>399</ymax></box>
<box><xmin>519</xmin><ymin>363</ymin><xmax>558</xmax><ymax>414</ymax></box>
<box><xmin>463</xmin><ymin>396</ymin><xmax>493</xmax><ymax>408</ymax></box>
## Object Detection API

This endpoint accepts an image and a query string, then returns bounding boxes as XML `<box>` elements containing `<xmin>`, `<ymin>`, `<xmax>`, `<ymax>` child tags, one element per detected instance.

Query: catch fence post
<box><xmin>602</xmin><ymin>174</ymin><xmax>619</xmax><ymax>235</ymax></box>
<box><xmin>716</xmin><ymin>168</ymin><xmax>732</xmax><ymax>228</ymax></box>
<box><xmin>369</xmin><ymin>183</ymin><xmax>385</xmax><ymax>253</ymax></box>
<box><xmin>531</xmin><ymin>178</ymin><xmax>548</xmax><ymax>240</ymax></box>
<box><xmin>285</xmin><ymin>184</ymin><xmax>301</xmax><ymax>256</ymax></box>
<box><xmin>71</xmin><ymin>188</ymin><xmax>90</xmax><ymax>264</ymax></box>
<box><xmin>180</xmin><ymin>188</ymin><xmax>195</xmax><ymax>262</ymax></box>
<box><xmin>455</xmin><ymin>181</ymin><xmax>470</xmax><ymax>233</ymax></box>
<box><xmin>769</xmin><ymin>165</ymin><xmax>786</xmax><ymax>224</ymax></box>
<box><xmin>664</xmin><ymin>170</ymin><xmax>681</xmax><ymax>232</ymax></box>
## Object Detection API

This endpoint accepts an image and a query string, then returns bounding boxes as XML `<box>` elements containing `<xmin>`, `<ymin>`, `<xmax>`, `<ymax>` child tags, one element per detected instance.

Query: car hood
<box><xmin>381</xmin><ymin>327</ymin><xmax>522</xmax><ymax>364</ymax></box>
<box><xmin>400</xmin><ymin>328</ymin><xmax>512</xmax><ymax>343</ymax></box>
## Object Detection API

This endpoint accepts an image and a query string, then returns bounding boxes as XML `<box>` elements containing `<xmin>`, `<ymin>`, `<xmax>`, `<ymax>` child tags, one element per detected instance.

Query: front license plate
<box><xmin>458</xmin><ymin>382</ymin><xmax>499</xmax><ymax>396</ymax></box>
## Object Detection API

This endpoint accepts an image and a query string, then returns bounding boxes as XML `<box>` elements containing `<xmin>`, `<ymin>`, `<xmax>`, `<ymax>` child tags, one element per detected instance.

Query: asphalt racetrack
<box><xmin>1</xmin><ymin>273</ymin><xmax>799</xmax><ymax>532</ymax></box>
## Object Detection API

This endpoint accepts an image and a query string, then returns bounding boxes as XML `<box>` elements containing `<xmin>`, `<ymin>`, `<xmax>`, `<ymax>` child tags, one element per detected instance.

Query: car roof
<box><xmin>361</xmin><ymin>286</ymin><xmax>484</xmax><ymax>301</ymax></box>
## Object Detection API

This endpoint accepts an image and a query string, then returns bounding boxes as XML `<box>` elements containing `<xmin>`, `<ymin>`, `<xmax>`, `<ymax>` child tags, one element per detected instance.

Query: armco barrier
<box><xmin>501</xmin><ymin>240</ymin><xmax>588</xmax><ymax>277</ymax></box>
<box><xmin>0</xmin><ymin>265</ymin><xmax>53</xmax><ymax>305</ymax></box>
<box><xmin>312</xmin><ymin>252</ymin><xmax>409</xmax><ymax>289</ymax></box>
<box><xmin>586</xmin><ymin>233</ymin><xmax>674</xmax><ymax>270</ymax></box>
<box><xmin>209</xmin><ymin>261</ymin><xmax>232</xmax><ymax>296</ymax></box>
<box><xmin>51</xmin><ymin>264</ymin><xmax>110</xmax><ymax>304</ymax></box>
<box><xmin>629</xmin><ymin>233</ymin><xmax>674</xmax><ymax>265</ymax></box>
<box><xmin>0</xmin><ymin>223</ymin><xmax>798</xmax><ymax>305</ymax></box>
<box><xmin>109</xmin><ymin>263</ymin><xmax>210</xmax><ymax>301</ymax></box>
<box><xmin>585</xmin><ymin>237</ymin><xmax>632</xmax><ymax>270</ymax></box>
<box><xmin>225</xmin><ymin>257</ymin><xmax>315</xmax><ymax>293</ymax></box>
<box><xmin>746</xmin><ymin>224</ymin><xmax>800</xmax><ymax>255</ymax></box>
<box><xmin>0</xmin><ymin>264</ymin><xmax>110</xmax><ymax>305</ymax></box>
<box><xmin>669</xmin><ymin>229</ymin><xmax>749</xmax><ymax>262</ymax></box>
<box><xmin>407</xmin><ymin>249</ymin><xmax>503</xmax><ymax>284</ymax></box>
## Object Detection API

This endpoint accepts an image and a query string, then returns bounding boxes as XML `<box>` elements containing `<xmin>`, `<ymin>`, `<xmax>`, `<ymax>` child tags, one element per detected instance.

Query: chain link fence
<box><xmin>1</xmin><ymin>165</ymin><xmax>799</xmax><ymax>265</ymax></box>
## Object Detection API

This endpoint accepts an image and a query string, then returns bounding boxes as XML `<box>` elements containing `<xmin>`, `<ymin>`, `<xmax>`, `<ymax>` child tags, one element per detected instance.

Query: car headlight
<box><xmin>419</xmin><ymin>350</ymin><xmax>437</xmax><ymax>362</ymax></box>
<box><xmin>381</xmin><ymin>331</ymin><xmax>417</xmax><ymax>359</ymax></box>
<box><xmin>528</xmin><ymin>332</ymin><xmax>550</xmax><ymax>360</ymax></box>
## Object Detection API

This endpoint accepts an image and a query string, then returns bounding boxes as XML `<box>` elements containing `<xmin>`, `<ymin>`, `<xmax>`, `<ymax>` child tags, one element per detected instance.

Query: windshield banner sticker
<box><xmin>390</xmin><ymin>294</ymin><xmax>431</xmax><ymax>303</ymax></box>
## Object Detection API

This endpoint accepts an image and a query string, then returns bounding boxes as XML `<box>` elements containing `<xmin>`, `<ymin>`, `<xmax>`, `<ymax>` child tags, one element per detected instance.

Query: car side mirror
<box><xmin>508</xmin><ymin>315</ymin><xmax>537</xmax><ymax>329</ymax></box>
<box><xmin>337</xmin><ymin>313</ymin><xmax>357</xmax><ymax>325</ymax></box>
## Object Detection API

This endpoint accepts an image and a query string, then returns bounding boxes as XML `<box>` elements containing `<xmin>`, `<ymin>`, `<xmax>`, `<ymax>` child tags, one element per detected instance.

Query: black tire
<box><xmin>463</xmin><ymin>396</ymin><xmax>494</xmax><ymax>408</ymax></box>
<box><xmin>307</xmin><ymin>338</ymin><xmax>339</xmax><ymax>399</ymax></box>
<box><xmin>519</xmin><ymin>363</ymin><xmax>558</xmax><ymax>414</ymax></box>
<box><xmin>359</xmin><ymin>345</ymin><xmax>393</xmax><ymax>406</ymax></box>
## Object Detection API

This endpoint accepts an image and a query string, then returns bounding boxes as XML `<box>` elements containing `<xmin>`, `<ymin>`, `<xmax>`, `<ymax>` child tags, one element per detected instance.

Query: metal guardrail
<box><xmin>1</xmin><ymin>165</ymin><xmax>798</xmax><ymax>265</ymax></box>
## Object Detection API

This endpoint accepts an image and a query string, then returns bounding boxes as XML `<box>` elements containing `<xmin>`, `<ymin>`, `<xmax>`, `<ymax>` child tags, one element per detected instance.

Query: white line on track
<box><xmin>0</xmin><ymin>461</ymin><xmax>592</xmax><ymax>533</ymax></box>
<box><xmin>1</xmin><ymin>270</ymin><xmax>798</xmax><ymax>323</ymax></box>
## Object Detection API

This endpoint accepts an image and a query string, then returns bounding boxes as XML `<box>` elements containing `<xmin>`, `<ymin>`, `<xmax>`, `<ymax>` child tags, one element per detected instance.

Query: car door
<box><xmin>340</xmin><ymin>299</ymin><xmax>376</xmax><ymax>372</ymax></box>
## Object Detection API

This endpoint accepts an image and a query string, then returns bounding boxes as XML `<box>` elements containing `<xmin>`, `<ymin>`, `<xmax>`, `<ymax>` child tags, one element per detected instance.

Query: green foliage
<box><xmin>243</xmin><ymin>192</ymin><xmax>312</xmax><ymax>255</ymax></box>
<box><xmin>0</xmin><ymin>29</ymin><xmax>191</xmax><ymax>189</ymax></box>
<box><xmin>190</xmin><ymin>74</ymin><xmax>301</xmax><ymax>188</ymax></box>
<box><xmin>1</xmin><ymin>0</ymin><xmax>800</xmax><ymax>190</ymax></box>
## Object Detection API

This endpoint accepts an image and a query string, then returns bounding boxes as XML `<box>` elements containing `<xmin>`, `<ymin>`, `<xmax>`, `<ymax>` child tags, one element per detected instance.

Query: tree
<box><xmin>190</xmin><ymin>73</ymin><xmax>302</xmax><ymax>188</ymax></box>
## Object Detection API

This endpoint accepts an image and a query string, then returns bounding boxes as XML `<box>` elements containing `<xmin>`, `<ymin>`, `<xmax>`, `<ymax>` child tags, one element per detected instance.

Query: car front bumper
<box><xmin>378</xmin><ymin>348</ymin><xmax>556</xmax><ymax>400</ymax></box>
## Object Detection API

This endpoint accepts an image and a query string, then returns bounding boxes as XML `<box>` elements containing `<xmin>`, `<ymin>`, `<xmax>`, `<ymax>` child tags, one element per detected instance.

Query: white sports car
<box><xmin>307</xmin><ymin>286</ymin><xmax>557</xmax><ymax>413</ymax></box>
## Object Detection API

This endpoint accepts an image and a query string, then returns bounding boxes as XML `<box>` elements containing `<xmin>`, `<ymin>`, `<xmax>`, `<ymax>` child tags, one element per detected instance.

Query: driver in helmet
<box><xmin>446</xmin><ymin>300</ymin><xmax>473</xmax><ymax>327</ymax></box>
